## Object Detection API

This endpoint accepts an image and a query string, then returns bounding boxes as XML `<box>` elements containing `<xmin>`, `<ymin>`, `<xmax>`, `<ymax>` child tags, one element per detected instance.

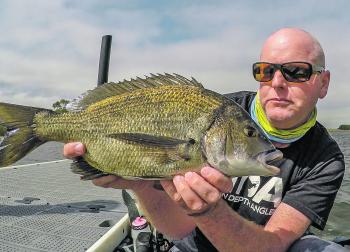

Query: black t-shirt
<box><xmin>194</xmin><ymin>91</ymin><xmax>345</xmax><ymax>251</ymax></box>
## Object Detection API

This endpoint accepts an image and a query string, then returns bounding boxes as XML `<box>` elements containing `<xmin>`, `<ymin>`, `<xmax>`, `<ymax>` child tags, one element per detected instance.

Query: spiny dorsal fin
<box><xmin>67</xmin><ymin>73</ymin><xmax>203</xmax><ymax>112</ymax></box>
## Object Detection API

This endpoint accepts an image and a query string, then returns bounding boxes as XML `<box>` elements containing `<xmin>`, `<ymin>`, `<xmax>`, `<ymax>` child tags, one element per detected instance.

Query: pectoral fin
<box><xmin>108</xmin><ymin>133</ymin><xmax>193</xmax><ymax>147</ymax></box>
<box><xmin>108</xmin><ymin>133</ymin><xmax>196</xmax><ymax>162</ymax></box>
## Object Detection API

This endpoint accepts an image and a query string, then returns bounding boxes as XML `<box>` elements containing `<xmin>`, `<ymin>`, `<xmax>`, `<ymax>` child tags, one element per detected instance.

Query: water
<box><xmin>311</xmin><ymin>130</ymin><xmax>350</xmax><ymax>239</ymax></box>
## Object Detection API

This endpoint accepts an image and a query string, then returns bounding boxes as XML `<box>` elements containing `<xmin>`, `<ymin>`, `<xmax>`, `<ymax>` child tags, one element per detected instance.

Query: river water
<box><xmin>311</xmin><ymin>130</ymin><xmax>350</xmax><ymax>240</ymax></box>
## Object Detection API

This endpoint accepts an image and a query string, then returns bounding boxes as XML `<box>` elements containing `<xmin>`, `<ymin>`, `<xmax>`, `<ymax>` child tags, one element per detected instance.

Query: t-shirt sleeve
<box><xmin>282</xmin><ymin>154</ymin><xmax>345</xmax><ymax>230</ymax></box>
<box><xmin>224</xmin><ymin>91</ymin><xmax>256</xmax><ymax>113</ymax></box>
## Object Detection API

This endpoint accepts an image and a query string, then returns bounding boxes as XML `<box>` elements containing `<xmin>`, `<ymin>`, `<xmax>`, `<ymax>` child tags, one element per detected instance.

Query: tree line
<box><xmin>338</xmin><ymin>125</ymin><xmax>350</xmax><ymax>130</ymax></box>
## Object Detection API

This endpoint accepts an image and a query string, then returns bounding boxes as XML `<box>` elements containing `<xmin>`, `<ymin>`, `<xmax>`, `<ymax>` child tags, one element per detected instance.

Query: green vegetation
<box><xmin>52</xmin><ymin>99</ymin><xmax>70</xmax><ymax>113</ymax></box>
<box><xmin>338</xmin><ymin>124</ymin><xmax>350</xmax><ymax>130</ymax></box>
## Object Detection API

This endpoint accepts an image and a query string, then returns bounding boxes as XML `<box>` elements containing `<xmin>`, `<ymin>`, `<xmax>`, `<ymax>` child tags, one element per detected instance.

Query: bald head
<box><xmin>258</xmin><ymin>28</ymin><xmax>331</xmax><ymax>130</ymax></box>
<box><xmin>260</xmin><ymin>28</ymin><xmax>325</xmax><ymax>67</ymax></box>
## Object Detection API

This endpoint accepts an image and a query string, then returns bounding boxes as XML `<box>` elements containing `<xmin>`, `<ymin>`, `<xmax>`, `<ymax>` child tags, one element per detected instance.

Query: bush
<box><xmin>338</xmin><ymin>125</ymin><xmax>350</xmax><ymax>130</ymax></box>
<box><xmin>52</xmin><ymin>99</ymin><xmax>70</xmax><ymax>114</ymax></box>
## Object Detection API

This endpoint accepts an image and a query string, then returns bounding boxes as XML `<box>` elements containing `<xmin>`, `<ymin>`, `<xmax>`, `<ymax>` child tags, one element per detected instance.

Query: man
<box><xmin>64</xmin><ymin>28</ymin><xmax>346</xmax><ymax>251</ymax></box>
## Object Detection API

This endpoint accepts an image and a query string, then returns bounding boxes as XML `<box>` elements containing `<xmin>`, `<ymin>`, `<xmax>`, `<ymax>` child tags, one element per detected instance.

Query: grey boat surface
<box><xmin>0</xmin><ymin>142</ymin><xmax>130</xmax><ymax>252</ymax></box>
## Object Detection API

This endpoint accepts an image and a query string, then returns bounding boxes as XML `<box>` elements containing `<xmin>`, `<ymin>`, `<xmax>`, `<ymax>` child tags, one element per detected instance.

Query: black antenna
<box><xmin>97</xmin><ymin>35</ymin><xmax>112</xmax><ymax>86</ymax></box>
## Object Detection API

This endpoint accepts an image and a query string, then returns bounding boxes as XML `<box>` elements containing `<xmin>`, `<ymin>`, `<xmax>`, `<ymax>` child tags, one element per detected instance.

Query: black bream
<box><xmin>0</xmin><ymin>74</ymin><xmax>282</xmax><ymax>180</ymax></box>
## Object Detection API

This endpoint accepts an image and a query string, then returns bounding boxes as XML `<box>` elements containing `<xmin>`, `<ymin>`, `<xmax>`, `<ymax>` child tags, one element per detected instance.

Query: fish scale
<box><xmin>0</xmin><ymin>74</ymin><xmax>282</xmax><ymax>179</ymax></box>
<box><xmin>35</xmin><ymin>86</ymin><xmax>218</xmax><ymax>176</ymax></box>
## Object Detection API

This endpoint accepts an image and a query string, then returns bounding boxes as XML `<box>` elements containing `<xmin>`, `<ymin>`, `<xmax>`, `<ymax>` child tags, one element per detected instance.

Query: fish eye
<box><xmin>244</xmin><ymin>126</ymin><xmax>257</xmax><ymax>137</ymax></box>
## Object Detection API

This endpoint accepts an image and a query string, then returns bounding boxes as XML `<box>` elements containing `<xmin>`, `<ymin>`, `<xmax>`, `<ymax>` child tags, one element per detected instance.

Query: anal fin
<box><xmin>70</xmin><ymin>157</ymin><xmax>109</xmax><ymax>181</ymax></box>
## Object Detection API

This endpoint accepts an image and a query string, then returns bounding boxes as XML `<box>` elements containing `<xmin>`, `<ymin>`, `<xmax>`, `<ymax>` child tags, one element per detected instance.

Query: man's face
<box><xmin>258</xmin><ymin>40</ymin><xmax>329</xmax><ymax>129</ymax></box>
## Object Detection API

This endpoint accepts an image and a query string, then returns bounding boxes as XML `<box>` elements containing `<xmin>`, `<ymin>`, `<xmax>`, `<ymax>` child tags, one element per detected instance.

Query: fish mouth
<box><xmin>255</xmin><ymin>149</ymin><xmax>283</xmax><ymax>165</ymax></box>
<box><xmin>253</xmin><ymin>149</ymin><xmax>283</xmax><ymax>175</ymax></box>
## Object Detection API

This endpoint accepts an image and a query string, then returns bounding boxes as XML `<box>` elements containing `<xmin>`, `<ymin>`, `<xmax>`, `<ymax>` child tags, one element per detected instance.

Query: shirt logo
<box><xmin>223</xmin><ymin>176</ymin><xmax>283</xmax><ymax>216</ymax></box>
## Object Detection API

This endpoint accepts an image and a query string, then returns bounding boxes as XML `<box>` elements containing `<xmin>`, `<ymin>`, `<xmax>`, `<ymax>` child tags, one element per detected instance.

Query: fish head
<box><xmin>203</xmin><ymin>103</ymin><xmax>282</xmax><ymax>177</ymax></box>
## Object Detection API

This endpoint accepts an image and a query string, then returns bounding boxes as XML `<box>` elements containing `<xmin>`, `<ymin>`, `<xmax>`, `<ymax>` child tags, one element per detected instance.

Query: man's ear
<box><xmin>319</xmin><ymin>70</ymin><xmax>330</xmax><ymax>99</ymax></box>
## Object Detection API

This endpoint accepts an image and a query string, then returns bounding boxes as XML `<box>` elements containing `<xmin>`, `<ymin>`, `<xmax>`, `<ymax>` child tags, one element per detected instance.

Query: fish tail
<box><xmin>0</xmin><ymin>102</ymin><xmax>52</xmax><ymax>167</ymax></box>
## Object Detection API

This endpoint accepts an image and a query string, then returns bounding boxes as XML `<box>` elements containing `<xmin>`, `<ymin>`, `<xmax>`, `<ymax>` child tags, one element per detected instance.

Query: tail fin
<box><xmin>0</xmin><ymin>102</ymin><xmax>51</xmax><ymax>167</ymax></box>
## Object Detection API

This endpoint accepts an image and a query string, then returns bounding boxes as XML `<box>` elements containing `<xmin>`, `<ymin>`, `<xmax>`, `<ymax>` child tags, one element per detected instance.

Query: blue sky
<box><xmin>0</xmin><ymin>0</ymin><xmax>349</xmax><ymax>128</ymax></box>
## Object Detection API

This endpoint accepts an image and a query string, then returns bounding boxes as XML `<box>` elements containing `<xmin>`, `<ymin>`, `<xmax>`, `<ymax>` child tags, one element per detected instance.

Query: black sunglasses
<box><xmin>253</xmin><ymin>62</ymin><xmax>325</xmax><ymax>83</ymax></box>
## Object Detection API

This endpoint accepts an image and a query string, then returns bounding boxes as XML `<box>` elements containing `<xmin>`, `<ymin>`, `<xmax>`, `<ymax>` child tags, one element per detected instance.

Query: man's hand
<box><xmin>63</xmin><ymin>142</ymin><xmax>153</xmax><ymax>192</ymax></box>
<box><xmin>161</xmin><ymin>167</ymin><xmax>233</xmax><ymax>216</ymax></box>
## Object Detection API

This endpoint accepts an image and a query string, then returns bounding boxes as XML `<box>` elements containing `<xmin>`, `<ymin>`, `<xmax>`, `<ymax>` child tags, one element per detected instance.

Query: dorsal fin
<box><xmin>67</xmin><ymin>73</ymin><xmax>203</xmax><ymax>112</ymax></box>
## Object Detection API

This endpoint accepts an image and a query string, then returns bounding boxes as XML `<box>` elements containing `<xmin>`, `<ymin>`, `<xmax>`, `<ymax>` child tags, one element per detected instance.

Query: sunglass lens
<box><xmin>253</xmin><ymin>63</ymin><xmax>274</xmax><ymax>82</ymax></box>
<box><xmin>282</xmin><ymin>62</ymin><xmax>312</xmax><ymax>82</ymax></box>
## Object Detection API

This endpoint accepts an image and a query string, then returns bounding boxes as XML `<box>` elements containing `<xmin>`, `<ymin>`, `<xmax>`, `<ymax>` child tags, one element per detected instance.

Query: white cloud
<box><xmin>0</xmin><ymin>0</ymin><xmax>349</xmax><ymax>128</ymax></box>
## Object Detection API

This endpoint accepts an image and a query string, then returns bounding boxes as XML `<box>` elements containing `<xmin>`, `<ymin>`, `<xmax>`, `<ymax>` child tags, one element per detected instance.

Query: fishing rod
<box><xmin>97</xmin><ymin>35</ymin><xmax>112</xmax><ymax>86</ymax></box>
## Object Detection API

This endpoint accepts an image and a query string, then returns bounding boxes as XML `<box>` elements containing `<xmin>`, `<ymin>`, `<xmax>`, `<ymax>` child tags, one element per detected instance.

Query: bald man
<box><xmin>64</xmin><ymin>28</ymin><xmax>346</xmax><ymax>251</ymax></box>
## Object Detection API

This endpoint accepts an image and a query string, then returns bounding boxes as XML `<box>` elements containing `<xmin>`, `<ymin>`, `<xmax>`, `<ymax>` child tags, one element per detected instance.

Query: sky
<box><xmin>0</xmin><ymin>0</ymin><xmax>349</xmax><ymax>128</ymax></box>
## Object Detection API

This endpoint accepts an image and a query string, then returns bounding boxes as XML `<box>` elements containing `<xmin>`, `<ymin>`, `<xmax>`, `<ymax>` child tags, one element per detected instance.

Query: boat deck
<box><xmin>0</xmin><ymin>142</ymin><xmax>129</xmax><ymax>252</ymax></box>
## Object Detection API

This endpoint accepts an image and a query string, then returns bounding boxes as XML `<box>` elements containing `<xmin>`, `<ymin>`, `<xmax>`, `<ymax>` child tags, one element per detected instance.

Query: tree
<box><xmin>338</xmin><ymin>124</ymin><xmax>350</xmax><ymax>130</ymax></box>
<box><xmin>52</xmin><ymin>99</ymin><xmax>70</xmax><ymax>113</ymax></box>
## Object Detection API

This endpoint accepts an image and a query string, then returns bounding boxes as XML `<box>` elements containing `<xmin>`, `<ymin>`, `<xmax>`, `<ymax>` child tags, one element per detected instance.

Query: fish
<box><xmin>0</xmin><ymin>73</ymin><xmax>282</xmax><ymax>180</ymax></box>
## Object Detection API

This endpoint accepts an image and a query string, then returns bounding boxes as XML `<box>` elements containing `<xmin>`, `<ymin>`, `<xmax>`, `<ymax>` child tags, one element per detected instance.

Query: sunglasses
<box><xmin>253</xmin><ymin>62</ymin><xmax>325</xmax><ymax>83</ymax></box>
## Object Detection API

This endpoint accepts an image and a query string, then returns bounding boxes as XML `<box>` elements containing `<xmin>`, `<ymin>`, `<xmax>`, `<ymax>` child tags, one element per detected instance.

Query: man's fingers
<box><xmin>184</xmin><ymin>172</ymin><xmax>221</xmax><ymax>205</ymax></box>
<box><xmin>173</xmin><ymin>175</ymin><xmax>208</xmax><ymax>213</ymax></box>
<box><xmin>200</xmin><ymin>166</ymin><xmax>233</xmax><ymax>193</ymax></box>
<box><xmin>63</xmin><ymin>142</ymin><xmax>85</xmax><ymax>159</ymax></box>
<box><xmin>160</xmin><ymin>180</ymin><xmax>185</xmax><ymax>205</ymax></box>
